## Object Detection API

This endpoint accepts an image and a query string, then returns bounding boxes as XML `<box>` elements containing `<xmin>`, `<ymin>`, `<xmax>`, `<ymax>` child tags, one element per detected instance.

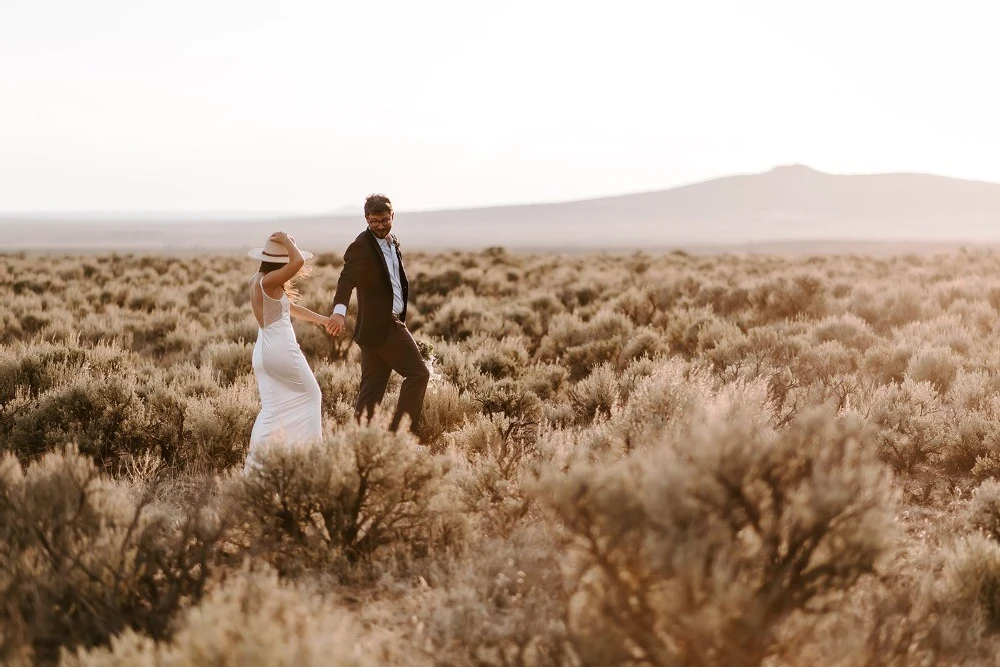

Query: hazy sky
<box><xmin>2</xmin><ymin>0</ymin><xmax>998</xmax><ymax>213</ymax></box>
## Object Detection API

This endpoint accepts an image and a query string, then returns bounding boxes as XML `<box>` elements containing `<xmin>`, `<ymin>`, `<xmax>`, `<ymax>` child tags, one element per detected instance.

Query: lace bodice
<box><xmin>261</xmin><ymin>289</ymin><xmax>289</xmax><ymax>327</ymax></box>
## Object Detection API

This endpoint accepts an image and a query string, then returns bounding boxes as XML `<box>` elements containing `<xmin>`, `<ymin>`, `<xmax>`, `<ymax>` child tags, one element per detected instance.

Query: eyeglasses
<box><xmin>367</xmin><ymin>216</ymin><xmax>391</xmax><ymax>226</ymax></box>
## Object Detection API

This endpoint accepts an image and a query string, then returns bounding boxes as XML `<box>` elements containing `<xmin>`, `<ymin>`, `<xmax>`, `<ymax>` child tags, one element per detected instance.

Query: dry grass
<box><xmin>3</xmin><ymin>247</ymin><xmax>1000</xmax><ymax>665</ymax></box>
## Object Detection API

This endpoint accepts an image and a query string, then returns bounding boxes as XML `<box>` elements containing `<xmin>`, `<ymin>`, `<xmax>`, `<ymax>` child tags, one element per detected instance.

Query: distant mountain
<box><xmin>5</xmin><ymin>165</ymin><xmax>1000</xmax><ymax>252</ymax></box>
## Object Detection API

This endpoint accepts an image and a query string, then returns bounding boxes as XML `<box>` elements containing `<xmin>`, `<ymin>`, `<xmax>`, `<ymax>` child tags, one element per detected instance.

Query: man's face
<box><xmin>366</xmin><ymin>210</ymin><xmax>393</xmax><ymax>239</ymax></box>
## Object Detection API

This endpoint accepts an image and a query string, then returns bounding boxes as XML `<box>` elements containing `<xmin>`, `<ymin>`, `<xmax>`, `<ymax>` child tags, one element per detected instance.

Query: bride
<box><xmin>244</xmin><ymin>231</ymin><xmax>328</xmax><ymax>472</ymax></box>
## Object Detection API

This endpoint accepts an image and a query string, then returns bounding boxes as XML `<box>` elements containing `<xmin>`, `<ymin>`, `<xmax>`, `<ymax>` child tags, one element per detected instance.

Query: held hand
<box><xmin>325</xmin><ymin>313</ymin><xmax>346</xmax><ymax>336</ymax></box>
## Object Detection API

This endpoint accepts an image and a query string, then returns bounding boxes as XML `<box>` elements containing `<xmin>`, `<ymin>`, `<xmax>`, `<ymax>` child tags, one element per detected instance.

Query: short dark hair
<box><xmin>364</xmin><ymin>194</ymin><xmax>392</xmax><ymax>218</ymax></box>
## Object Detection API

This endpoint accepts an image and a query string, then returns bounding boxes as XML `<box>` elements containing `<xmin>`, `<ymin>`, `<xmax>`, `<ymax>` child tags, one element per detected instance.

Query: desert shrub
<box><xmin>696</xmin><ymin>280</ymin><xmax>753</xmax><ymax>317</ymax></box>
<box><xmin>199</xmin><ymin>339</ymin><xmax>252</xmax><ymax>385</ymax></box>
<box><xmin>477</xmin><ymin>267</ymin><xmax>522</xmax><ymax>299</ymax></box>
<box><xmin>812</xmin><ymin>312</ymin><xmax>878</xmax><ymax>351</ymax></box>
<box><xmin>612</xmin><ymin>286</ymin><xmax>657</xmax><ymax>326</ymax></box>
<box><xmin>972</xmin><ymin>452</ymin><xmax>1000</xmax><ymax>484</ymax></box>
<box><xmin>535</xmin><ymin>405</ymin><xmax>899</xmax><ymax>666</ymax></box>
<box><xmin>3</xmin><ymin>372</ymin><xmax>151</xmax><ymax>466</ymax></box>
<box><xmin>11</xmin><ymin>276</ymin><xmax>54</xmax><ymax>295</ymax></box>
<box><xmin>473</xmin><ymin>378</ymin><xmax>543</xmax><ymax>440</ymax></box>
<box><xmin>941</xmin><ymin>413</ymin><xmax>1000</xmax><ymax>477</ymax></box>
<box><xmin>418</xmin><ymin>268</ymin><xmax>475</xmax><ymax>299</ymax></box>
<box><xmin>656</xmin><ymin>305</ymin><xmax>715</xmax><ymax>357</ymax></box>
<box><xmin>701</xmin><ymin>324</ymin><xmax>752</xmax><ymax>372</ymax></box>
<box><xmin>124</xmin><ymin>311</ymin><xmax>181</xmax><ymax>356</ymax></box>
<box><xmin>556</xmin><ymin>278</ymin><xmax>604</xmax><ymax>311</ymax></box>
<box><xmin>536</xmin><ymin>310</ymin><xmax>633</xmax><ymax>380</ymax></box>
<box><xmin>568</xmin><ymin>362</ymin><xmax>618</xmax><ymax>424</ymax></box>
<box><xmin>527</xmin><ymin>293</ymin><xmax>564</xmax><ymax>323</ymax></box>
<box><xmin>907</xmin><ymin>345</ymin><xmax>962</xmax><ymax>394</ymax></box>
<box><xmin>706</xmin><ymin>325</ymin><xmax>801</xmax><ymax>387</ymax></box>
<box><xmin>312</xmin><ymin>361</ymin><xmax>360</xmax><ymax>416</ymax></box>
<box><xmin>874</xmin><ymin>286</ymin><xmax>925</xmax><ymax>332</ymax></box>
<box><xmin>451</xmin><ymin>453</ymin><xmax>533</xmax><ymax>537</ymax></box>
<box><xmin>748</xmin><ymin>271</ymin><xmax>827</xmax><ymax>323</ymax></box>
<box><xmin>417</xmin><ymin>380</ymin><xmax>478</xmax><ymax>449</ymax></box>
<box><xmin>158</xmin><ymin>361</ymin><xmax>222</xmax><ymax>398</ymax></box>
<box><xmin>61</xmin><ymin>310</ymin><xmax>131</xmax><ymax>348</ymax></box>
<box><xmin>861</xmin><ymin>341</ymin><xmax>914</xmax><ymax>384</ymax></box>
<box><xmin>0</xmin><ymin>448</ymin><xmax>224</xmax><ymax>665</ymax></box>
<box><xmin>185</xmin><ymin>281</ymin><xmax>214</xmax><ymax>308</ymax></box>
<box><xmin>469</xmin><ymin>336</ymin><xmax>530</xmax><ymax>380</ymax></box>
<box><xmin>446</xmin><ymin>412</ymin><xmax>540</xmax><ymax>480</ymax></box>
<box><xmin>896</xmin><ymin>314</ymin><xmax>974</xmax><ymax>358</ymax></box>
<box><xmin>227</xmin><ymin>416</ymin><xmax>464</xmax><ymax>579</ymax></box>
<box><xmin>618</xmin><ymin>325</ymin><xmax>668</xmax><ymax>366</ymax></box>
<box><xmin>62</xmin><ymin>565</ymin><xmax>385</xmax><ymax>667</ymax></box>
<box><xmin>790</xmin><ymin>338</ymin><xmax>858</xmax><ymax>386</ymax></box>
<box><xmin>220</xmin><ymin>317</ymin><xmax>260</xmax><ymax>345</ymax></box>
<box><xmin>20</xmin><ymin>310</ymin><xmax>50</xmax><ymax>335</ymax></box>
<box><xmin>948</xmin><ymin>368</ymin><xmax>1000</xmax><ymax>412</ymax></box>
<box><xmin>520</xmin><ymin>362</ymin><xmax>567</xmax><ymax>400</ymax></box>
<box><xmin>952</xmin><ymin>298</ymin><xmax>998</xmax><ymax>336</ymax></box>
<box><xmin>861</xmin><ymin>379</ymin><xmax>948</xmax><ymax>477</ymax></box>
<box><xmin>445</xmin><ymin>413</ymin><xmax>503</xmax><ymax>459</ymax></box>
<box><xmin>415</xmin><ymin>526</ymin><xmax>571</xmax><ymax>667</ymax></box>
<box><xmin>313</xmin><ymin>251</ymin><xmax>344</xmax><ymax>268</ymax></box>
<box><xmin>541</xmin><ymin>401</ymin><xmax>576</xmax><ymax>429</ymax></box>
<box><xmin>691</xmin><ymin>316</ymin><xmax>745</xmax><ymax>356</ymax></box>
<box><xmin>497</xmin><ymin>302</ymin><xmax>544</xmax><ymax>342</ymax></box>
<box><xmin>431</xmin><ymin>340</ymin><xmax>490</xmax><ymax>394</ymax></box>
<box><xmin>178</xmin><ymin>377</ymin><xmax>258</xmax><ymax>470</ymax></box>
<box><xmin>940</xmin><ymin>533</ymin><xmax>1000</xmax><ymax>634</ymax></box>
<box><xmin>616</xmin><ymin>355</ymin><xmax>658</xmax><ymax>402</ymax></box>
<box><xmin>968</xmin><ymin>480</ymin><xmax>1000</xmax><ymax>542</ymax></box>
<box><xmin>427</xmin><ymin>295</ymin><xmax>506</xmax><ymax>342</ymax></box>
<box><xmin>578</xmin><ymin>358</ymin><xmax>715</xmax><ymax>457</ymax></box>
<box><xmin>0</xmin><ymin>338</ymin><xmax>132</xmax><ymax>405</ymax></box>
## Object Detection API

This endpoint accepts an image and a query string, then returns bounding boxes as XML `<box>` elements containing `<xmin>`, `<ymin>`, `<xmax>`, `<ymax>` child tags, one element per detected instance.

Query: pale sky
<box><xmin>1</xmin><ymin>0</ymin><xmax>998</xmax><ymax>214</ymax></box>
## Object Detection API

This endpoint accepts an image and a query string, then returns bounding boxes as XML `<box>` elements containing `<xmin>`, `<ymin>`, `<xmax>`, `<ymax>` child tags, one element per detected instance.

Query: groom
<box><xmin>325</xmin><ymin>194</ymin><xmax>429</xmax><ymax>434</ymax></box>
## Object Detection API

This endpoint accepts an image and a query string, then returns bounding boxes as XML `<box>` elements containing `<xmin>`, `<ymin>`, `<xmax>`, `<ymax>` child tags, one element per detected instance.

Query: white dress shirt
<box><xmin>333</xmin><ymin>234</ymin><xmax>404</xmax><ymax>317</ymax></box>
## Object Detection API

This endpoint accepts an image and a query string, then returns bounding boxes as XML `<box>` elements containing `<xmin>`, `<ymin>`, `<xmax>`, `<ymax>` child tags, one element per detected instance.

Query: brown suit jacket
<box><xmin>333</xmin><ymin>229</ymin><xmax>409</xmax><ymax>347</ymax></box>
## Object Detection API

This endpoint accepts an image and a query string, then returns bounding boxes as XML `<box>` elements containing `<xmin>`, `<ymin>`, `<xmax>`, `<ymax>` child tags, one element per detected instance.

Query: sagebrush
<box><xmin>3</xmin><ymin>247</ymin><xmax>1000</xmax><ymax>665</ymax></box>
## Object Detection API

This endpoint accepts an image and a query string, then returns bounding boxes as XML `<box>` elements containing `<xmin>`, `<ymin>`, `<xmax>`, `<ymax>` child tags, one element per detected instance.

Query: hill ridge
<box><xmin>5</xmin><ymin>165</ymin><xmax>1000</xmax><ymax>251</ymax></box>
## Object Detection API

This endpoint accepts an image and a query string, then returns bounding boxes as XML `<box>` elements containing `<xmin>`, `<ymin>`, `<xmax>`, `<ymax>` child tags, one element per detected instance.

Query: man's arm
<box><xmin>326</xmin><ymin>241</ymin><xmax>361</xmax><ymax>335</ymax></box>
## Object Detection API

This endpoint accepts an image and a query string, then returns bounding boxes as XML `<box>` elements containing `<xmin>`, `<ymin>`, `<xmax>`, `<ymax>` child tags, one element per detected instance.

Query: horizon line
<box><xmin>2</xmin><ymin>163</ymin><xmax>997</xmax><ymax>221</ymax></box>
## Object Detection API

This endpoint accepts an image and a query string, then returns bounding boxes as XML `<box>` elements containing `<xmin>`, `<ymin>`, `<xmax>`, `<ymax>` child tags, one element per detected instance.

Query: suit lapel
<box><xmin>365</xmin><ymin>229</ymin><xmax>392</xmax><ymax>288</ymax></box>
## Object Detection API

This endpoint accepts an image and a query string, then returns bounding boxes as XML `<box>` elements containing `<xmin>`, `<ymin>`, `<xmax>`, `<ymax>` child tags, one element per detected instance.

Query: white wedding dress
<box><xmin>244</xmin><ymin>285</ymin><xmax>323</xmax><ymax>473</ymax></box>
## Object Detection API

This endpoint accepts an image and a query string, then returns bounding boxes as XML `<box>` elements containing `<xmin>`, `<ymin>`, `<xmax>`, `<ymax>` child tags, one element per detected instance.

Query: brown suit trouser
<box><xmin>355</xmin><ymin>315</ymin><xmax>429</xmax><ymax>433</ymax></box>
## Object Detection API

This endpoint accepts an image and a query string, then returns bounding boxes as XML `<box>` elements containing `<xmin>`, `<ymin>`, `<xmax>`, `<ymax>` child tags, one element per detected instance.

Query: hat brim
<box><xmin>247</xmin><ymin>248</ymin><xmax>314</xmax><ymax>262</ymax></box>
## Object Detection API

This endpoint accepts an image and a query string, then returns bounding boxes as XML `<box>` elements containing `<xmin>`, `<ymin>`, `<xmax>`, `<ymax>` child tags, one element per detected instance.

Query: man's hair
<box><xmin>364</xmin><ymin>194</ymin><xmax>393</xmax><ymax>218</ymax></box>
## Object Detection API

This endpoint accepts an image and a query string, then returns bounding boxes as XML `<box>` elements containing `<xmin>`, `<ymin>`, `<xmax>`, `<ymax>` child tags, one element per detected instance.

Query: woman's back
<box><xmin>249</xmin><ymin>273</ymin><xmax>288</xmax><ymax>329</ymax></box>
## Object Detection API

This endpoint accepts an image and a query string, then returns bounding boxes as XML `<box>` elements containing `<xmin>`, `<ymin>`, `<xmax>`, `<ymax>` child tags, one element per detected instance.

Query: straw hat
<box><xmin>247</xmin><ymin>236</ymin><xmax>313</xmax><ymax>263</ymax></box>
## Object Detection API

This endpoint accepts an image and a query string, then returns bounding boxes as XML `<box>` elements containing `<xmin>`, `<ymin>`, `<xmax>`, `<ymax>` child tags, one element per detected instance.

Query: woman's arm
<box><xmin>290</xmin><ymin>303</ymin><xmax>330</xmax><ymax>325</ymax></box>
<box><xmin>261</xmin><ymin>232</ymin><xmax>304</xmax><ymax>294</ymax></box>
